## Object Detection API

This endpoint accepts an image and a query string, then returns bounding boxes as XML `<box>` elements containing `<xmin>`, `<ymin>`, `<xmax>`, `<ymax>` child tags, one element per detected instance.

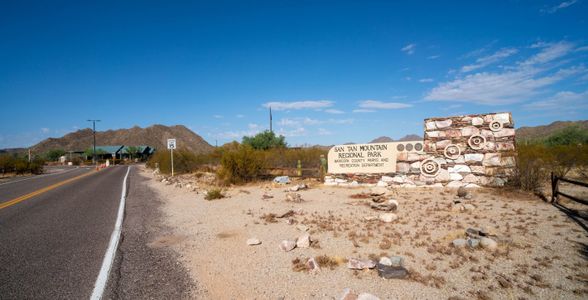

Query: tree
<box><xmin>242</xmin><ymin>130</ymin><xmax>287</xmax><ymax>150</ymax></box>
<box><xmin>44</xmin><ymin>149</ymin><xmax>66</xmax><ymax>162</ymax></box>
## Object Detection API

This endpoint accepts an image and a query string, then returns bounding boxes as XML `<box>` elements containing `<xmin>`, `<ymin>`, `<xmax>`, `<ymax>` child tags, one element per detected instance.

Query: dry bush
<box><xmin>204</xmin><ymin>188</ymin><xmax>225</xmax><ymax>200</ymax></box>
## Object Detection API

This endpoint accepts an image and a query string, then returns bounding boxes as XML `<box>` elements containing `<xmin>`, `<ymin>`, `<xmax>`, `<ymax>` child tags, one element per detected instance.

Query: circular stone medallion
<box><xmin>420</xmin><ymin>158</ymin><xmax>441</xmax><ymax>177</ymax></box>
<box><xmin>468</xmin><ymin>134</ymin><xmax>487</xmax><ymax>150</ymax></box>
<box><xmin>489</xmin><ymin>121</ymin><xmax>503</xmax><ymax>132</ymax></box>
<box><xmin>443</xmin><ymin>144</ymin><xmax>461</xmax><ymax>160</ymax></box>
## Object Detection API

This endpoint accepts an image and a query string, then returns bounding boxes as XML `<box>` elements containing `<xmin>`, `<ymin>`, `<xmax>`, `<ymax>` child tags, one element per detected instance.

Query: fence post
<box><xmin>551</xmin><ymin>172</ymin><xmax>558</xmax><ymax>203</ymax></box>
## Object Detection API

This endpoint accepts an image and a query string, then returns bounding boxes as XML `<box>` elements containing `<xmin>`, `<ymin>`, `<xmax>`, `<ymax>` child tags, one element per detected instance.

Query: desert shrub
<box><xmin>217</xmin><ymin>144</ymin><xmax>266</xmax><ymax>184</ymax></box>
<box><xmin>511</xmin><ymin>144</ymin><xmax>549</xmax><ymax>192</ymax></box>
<box><xmin>242</xmin><ymin>130</ymin><xmax>287</xmax><ymax>150</ymax></box>
<box><xmin>264</xmin><ymin>147</ymin><xmax>327</xmax><ymax>169</ymax></box>
<box><xmin>205</xmin><ymin>188</ymin><xmax>225</xmax><ymax>200</ymax></box>
<box><xmin>544</xmin><ymin>126</ymin><xmax>588</xmax><ymax>146</ymax></box>
<box><xmin>545</xmin><ymin>144</ymin><xmax>587</xmax><ymax>177</ymax></box>
<box><xmin>146</xmin><ymin>148</ymin><xmax>218</xmax><ymax>175</ymax></box>
<box><xmin>0</xmin><ymin>154</ymin><xmax>44</xmax><ymax>175</ymax></box>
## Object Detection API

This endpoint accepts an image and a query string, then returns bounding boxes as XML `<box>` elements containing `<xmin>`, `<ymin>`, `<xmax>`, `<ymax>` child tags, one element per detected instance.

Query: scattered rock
<box><xmin>279</xmin><ymin>240</ymin><xmax>296</xmax><ymax>252</ymax></box>
<box><xmin>306</xmin><ymin>257</ymin><xmax>320</xmax><ymax>273</ymax></box>
<box><xmin>247</xmin><ymin>238</ymin><xmax>262</xmax><ymax>246</ymax></box>
<box><xmin>480</xmin><ymin>237</ymin><xmax>498</xmax><ymax>250</ymax></box>
<box><xmin>370</xmin><ymin>200</ymin><xmax>398</xmax><ymax>212</ymax></box>
<box><xmin>457</xmin><ymin>186</ymin><xmax>468</xmax><ymax>198</ymax></box>
<box><xmin>378</xmin><ymin>213</ymin><xmax>398</xmax><ymax>223</ymax></box>
<box><xmin>347</xmin><ymin>258</ymin><xmax>376</xmax><ymax>270</ymax></box>
<box><xmin>375</xmin><ymin>263</ymin><xmax>409</xmax><ymax>279</ymax></box>
<box><xmin>467</xmin><ymin>238</ymin><xmax>480</xmax><ymax>248</ymax></box>
<box><xmin>452</xmin><ymin>238</ymin><xmax>467</xmax><ymax>248</ymax></box>
<box><xmin>363</xmin><ymin>216</ymin><xmax>378</xmax><ymax>221</ymax></box>
<box><xmin>463</xmin><ymin>204</ymin><xmax>475</xmax><ymax>211</ymax></box>
<box><xmin>276</xmin><ymin>210</ymin><xmax>295</xmax><ymax>218</ymax></box>
<box><xmin>340</xmin><ymin>288</ymin><xmax>358</xmax><ymax>300</ymax></box>
<box><xmin>379</xmin><ymin>256</ymin><xmax>403</xmax><ymax>267</ymax></box>
<box><xmin>289</xmin><ymin>184</ymin><xmax>308</xmax><ymax>192</ymax></box>
<box><xmin>296</xmin><ymin>224</ymin><xmax>309</xmax><ymax>232</ymax></box>
<box><xmin>466</xmin><ymin>228</ymin><xmax>488</xmax><ymax>238</ymax></box>
<box><xmin>357</xmin><ymin>293</ymin><xmax>381</xmax><ymax>300</ymax></box>
<box><xmin>273</xmin><ymin>176</ymin><xmax>290</xmax><ymax>184</ymax></box>
<box><xmin>285</xmin><ymin>193</ymin><xmax>303</xmax><ymax>203</ymax></box>
<box><xmin>296</xmin><ymin>233</ymin><xmax>311</xmax><ymax>248</ymax></box>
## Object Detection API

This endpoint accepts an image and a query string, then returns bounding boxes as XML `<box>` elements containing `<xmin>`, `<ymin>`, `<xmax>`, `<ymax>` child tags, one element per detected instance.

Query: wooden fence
<box><xmin>551</xmin><ymin>172</ymin><xmax>588</xmax><ymax>205</ymax></box>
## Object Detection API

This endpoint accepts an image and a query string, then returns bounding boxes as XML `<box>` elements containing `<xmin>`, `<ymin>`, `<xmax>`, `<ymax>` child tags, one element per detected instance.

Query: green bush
<box><xmin>0</xmin><ymin>154</ymin><xmax>44</xmax><ymax>175</ymax></box>
<box><xmin>146</xmin><ymin>148</ymin><xmax>218</xmax><ymax>175</ymax></box>
<box><xmin>242</xmin><ymin>130</ymin><xmax>287</xmax><ymax>150</ymax></box>
<box><xmin>44</xmin><ymin>149</ymin><xmax>66</xmax><ymax>162</ymax></box>
<box><xmin>544</xmin><ymin>126</ymin><xmax>588</xmax><ymax>146</ymax></box>
<box><xmin>217</xmin><ymin>144</ymin><xmax>266</xmax><ymax>184</ymax></box>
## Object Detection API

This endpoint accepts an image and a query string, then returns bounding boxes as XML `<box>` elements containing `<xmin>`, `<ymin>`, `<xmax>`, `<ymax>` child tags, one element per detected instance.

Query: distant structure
<box><xmin>269</xmin><ymin>106</ymin><xmax>273</xmax><ymax>133</ymax></box>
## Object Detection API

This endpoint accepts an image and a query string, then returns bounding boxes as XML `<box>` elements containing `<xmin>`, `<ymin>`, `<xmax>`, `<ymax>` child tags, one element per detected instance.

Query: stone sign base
<box><xmin>325</xmin><ymin>112</ymin><xmax>516</xmax><ymax>188</ymax></box>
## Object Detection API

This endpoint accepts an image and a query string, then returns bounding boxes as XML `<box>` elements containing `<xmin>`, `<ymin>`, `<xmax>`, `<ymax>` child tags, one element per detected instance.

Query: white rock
<box><xmin>462</xmin><ymin>174</ymin><xmax>479</xmax><ymax>183</ymax></box>
<box><xmin>446</xmin><ymin>181</ymin><xmax>464</xmax><ymax>188</ymax></box>
<box><xmin>381</xmin><ymin>175</ymin><xmax>394</xmax><ymax>182</ymax></box>
<box><xmin>450</xmin><ymin>173</ymin><xmax>463</xmax><ymax>181</ymax></box>
<box><xmin>335</xmin><ymin>178</ymin><xmax>348</xmax><ymax>183</ymax></box>
<box><xmin>376</xmin><ymin>181</ymin><xmax>388</xmax><ymax>187</ymax></box>
<box><xmin>472</xmin><ymin>117</ymin><xmax>484</xmax><ymax>126</ymax></box>
<box><xmin>357</xmin><ymin>293</ymin><xmax>381</xmax><ymax>300</ymax></box>
<box><xmin>379</xmin><ymin>257</ymin><xmax>393</xmax><ymax>266</ymax></box>
<box><xmin>339</xmin><ymin>288</ymin><xmax>358</xmax><ymax>300</ymax></box>
<box><xmin>388</xmin><ymin>199</ymin><xmax>399</xmax><ymax>207</ymax></box>
<box><xmin>425</xmin><ymin>121</ymin><xmax>437</xmax><ymax>130</ymax></box>
<box><xmin>435</xmin><ymin>140</ymin><xmax>452</xmax><ymax>149</ymax></box>
<box><xmin>396</xmin><ymin>163</ymin><xmax>410</xmax><ymax>173</ymax></box>
<box><xmin>461</xmin><ymin>126</ymin><xmax>480</xmax><ymax>136</ymax></box>
<box><xmin>463</xmin><ymin>204</ymin><xmax>475</xmax><ymax>211</ymax></box>
<box><xmin>410</xmin><ymin>161</ymin><xmax>421</xmax><ymax>170</ymax></box>
<box><xmin>379</xmin><ymin>213</ymin><xmax>398</xmax><ymax>223</ymax></box>
<box><xmin>296</xmin><ymin>233</ymin><xmax>311</xmax><ymax>248</ymax></box>
<box><xmin>493</xmin><ymin>128</ymin><xmax>515</xmax><ymax>138</ymax></box>
<box><xmin>483</xmin><ymin>153</ymin><xmax>502</xmax><ymax>166</ymax></box>
<box><xmin>247</xmin><ymin>238</ymin><xmax>262</xmax><ymax>246</ymax></box>
<box><xmin>407</xmin><ymin>153</ymin><xmax>421</xmax><ymax>161</ymax></box>
<box><xmin>350</xmin><ymin>181</ymin><xmax>360</xmax><ymax>187</ymax></box>
<box><xmin>347</xmin><ymin>258</ymin><xmax>376</xmax><ymax>270</ymax></box>
<box><xmin>401</xmin><ymin>183</ymin><xmax>416</xmax><ymax>188</ymax></box>
<box><xmin>435</xmin><ymin>119</ymin><xmax>453</xmax><ymax>129</ymax></box>
<box><xmin>426</xmin><ymin>131</ymin><xmax>441</xmax><ymax>138</ymax></box>
<box><xmin>429</xmin><ymin>183</ymin><xmax>444</xmax><ymax>187</ymax></box>
<box><xmin>465</xmin><ymin>183</ymin><xmax>481</xmax><ymax>188</ymax></box>
<box><xmin>392</xmin><ymin>175</ymin><xmax>407</xmax><ymax>183</ymax></box>
<box><xmin>324</xmin><ymin>181</ymin><xmax>338</xmax><ymax>186</ymax></box>
<box><xmin>480</xmin><ymin>237</ymin><xmax>498</xmax><ymax>250</ymax></box>
<box><xmin>434</xmin><ymin>169</ymin><xmax>451</xmax><ymax>182</ymax></box>
<box><xmin>451</xmin><ymin>165</ymin><xmax>471</xmax><ymax>173</ymax></box>
<box><xmin>453</xmin><ymin>238</ymin><xmax>467</xmax><ymax>248</ymax></box>
<box><xmin>493</xmin><ymin>113</ymin><xmax>510</xmax><ymax>124</ymax></box>
<box><xmin>464</xmin><ymin>153</ymin><xmax>484</xmax><ymax>163</ymax></box>
<box><xmin>470</xmin><ymin>166</ymin><xmax>485</xmax><ymax>174</ymax></box>
<box><xmin>306</xmin><ymin>257</ymin><xmax>320</xmax><ymax>273</ymax></box>
<box><xmin>279</xmin><ymin>240</ymin><xmax>296</xmax><ymax>252</ymax></box>
<box><xmin>453</xmin><ymin>156</ymin><xmax>465</xmax><ymax>164</ymax></box>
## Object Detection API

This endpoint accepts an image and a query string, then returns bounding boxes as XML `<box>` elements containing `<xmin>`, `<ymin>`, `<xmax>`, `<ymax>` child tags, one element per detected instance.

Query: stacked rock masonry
<box><xmin>324</xmin><ymin>112</ymin><xmax>516</xmax><ymax>188</ymax></box>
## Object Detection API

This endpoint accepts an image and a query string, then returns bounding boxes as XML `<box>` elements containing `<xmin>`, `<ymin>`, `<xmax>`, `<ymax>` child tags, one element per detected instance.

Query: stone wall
<box><xmin>324</xmin><ymin>112</ymin><xmax>516</xmax><ymax>188</ymax></box>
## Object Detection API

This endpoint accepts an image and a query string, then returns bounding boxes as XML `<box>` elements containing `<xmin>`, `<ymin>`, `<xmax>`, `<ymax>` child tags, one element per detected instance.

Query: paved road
<box><xmin>0</xmin><ymin>165</ymin><xmax>194</xmax><ymax>299</ymax></box>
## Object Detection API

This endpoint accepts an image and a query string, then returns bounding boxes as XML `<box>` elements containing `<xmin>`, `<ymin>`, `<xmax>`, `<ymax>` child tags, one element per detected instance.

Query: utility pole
<box><xmin>87</xmin><ymin>119</ymin><xmax>101</xmax><ymax>168</ymax></box>
<box><xmin>269</xmin><ymin>106</ymin><xmax>273</xmax><ymax>133</ymax></box>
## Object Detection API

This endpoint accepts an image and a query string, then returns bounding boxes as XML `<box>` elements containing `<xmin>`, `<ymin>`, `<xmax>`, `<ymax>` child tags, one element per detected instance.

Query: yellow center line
<box><xmin>0</xmin><ymin>170</ymin><xmax>97</xmax><ymax>210</ymax></box>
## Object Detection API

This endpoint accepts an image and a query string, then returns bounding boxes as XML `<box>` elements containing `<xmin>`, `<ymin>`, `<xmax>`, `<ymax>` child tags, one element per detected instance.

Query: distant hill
<box><xmin>0</xmin><ymin>148</ymin><xmax>26</xmax><ymax>155</ymax></box>
<box><xmin>30</xmin><ymin>125</ymin><xmax>214</xmax><ymax>154</ymax></box>
<box><xmin>516</xmin><ymin>120</ymin><xmax>588</xmax><ymax>141</ymax></box>
<box><xmin>369</xmin><ymin>134</ymin><xmax>422</xmax><ymax>143</ymax></box>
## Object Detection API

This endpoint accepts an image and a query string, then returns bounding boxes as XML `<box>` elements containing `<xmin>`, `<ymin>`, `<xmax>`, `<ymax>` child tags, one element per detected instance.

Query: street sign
<box><xmin>167</xmin><ymin>139</ymin><xmax>176</xmax><ymax>150</ymax></box>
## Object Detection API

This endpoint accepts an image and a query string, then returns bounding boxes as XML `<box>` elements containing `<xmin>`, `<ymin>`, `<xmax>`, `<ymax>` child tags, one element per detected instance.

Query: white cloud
<box><xmin>317</xmin><ymin>128</ymin><xmax>332</xmax><ymax>136</ymax></box>
<box><xmin>263</xmin><ymin>100</ymin><xmax>333</xmax><ymax>111</ymax></box>
<box><xmin>523</xmin><ymin>90</ymin><xmax>588</xmax><ymax>110</ymax></box>
<box><xmin>427</xmin><ymin>55</ymin><xmax>440</xmax><ymax>60</ymax></box>
<box><xmin>277</xmin><ymin>127</ymin><xmax>306</xmax><ymax>137</ymax></box>
<box><xmin>352</xmin><ymin>109</ymin><xmax>376</xmax><ymax>113</ymax></box>
<box><xmin>41</xmin><ymin>128</ymin><xmax>50</xmax><ymax>133</ymax></box>
<box><xmin>213</xmin><ymin>114</ymin><xmax>223</xmax><ymax>119</ymax></box>
<box><xmin>324</xmin><ymin>109</ymin><xmax>344</xmax><ymax>114</ymax></box>
<box><xmin>214</xmin><ymin>123</ymin><xmax>263</xmax><ymax>139</ymax></box>
<box><xmin>461</xmin><ymin>48</ymin><xmax>518</xmax><ymax>73</ymax></box>
<box><xmin>426</xmin><ymin>41</ymin><xmax>585</xmax><ymax>105</ymax></box>
<box><xmin>401</xmin><ymin>43</ymin><xmax>416</xmax><ymax>55</ymax></box>
<box><xmin>541</xmin><ymin>0</ymin><xmax>578</xmax><ymax>14</ymax></box>
<box><xmin>358</xmin><ymin>100</ymin><xmax>412</xmax><ymax>109</ymax></box>
<box><xmin>236</xmin><ymin>114</ymin><xmax>245</xmax><ymax>118</ymax></box>
<box><xmin>419</xmin><ymin>78</ymin><xmax>435</xmax><ymax>83</ymax></box>
<box><xmin>279</xmin><ymin>117</ymin><xmax>353</xmax><ymax>127</ymax></box>
<box><xmin>519</xmin><ymin>41</ymin><xmax>574</xmax><ymax>67</ymax></box>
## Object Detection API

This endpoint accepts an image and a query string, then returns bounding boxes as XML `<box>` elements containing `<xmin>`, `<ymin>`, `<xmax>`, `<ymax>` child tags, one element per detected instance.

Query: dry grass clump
<box><xmin>315</xmin><ymin>255</ymin><xmax>346</xmax><ymax>269</ymax></box>
<box><xmin>291</xmin><ymin>257</ymin><xmax>308</xmax><ymax>272</ymax></box>
<box><xmin>205</xmin><ymin>188</ymin><xmax>225</xmax><ymax>200</ymax></box>
<box><xmin>260</xmin><ymin>213</ymin><xmax>278</xmax><ymax>223</ymax></box>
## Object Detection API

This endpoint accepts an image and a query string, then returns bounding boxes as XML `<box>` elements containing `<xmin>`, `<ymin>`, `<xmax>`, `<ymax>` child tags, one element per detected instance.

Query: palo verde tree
<box><xmin>242</xmin><ymin>130</ymin><xmax>287</xmax><ymax>150</ymax></box>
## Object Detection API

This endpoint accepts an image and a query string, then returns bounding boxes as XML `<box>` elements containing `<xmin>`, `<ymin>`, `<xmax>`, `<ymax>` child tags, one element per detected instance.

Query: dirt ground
<box><xmin>139</xmin><ymin>166</ymin><xmax>588</xmax><ymax>300</ymax></box>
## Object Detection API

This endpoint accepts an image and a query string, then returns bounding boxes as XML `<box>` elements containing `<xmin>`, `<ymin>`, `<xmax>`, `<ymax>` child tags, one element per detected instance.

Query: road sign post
<box><xmin>167</xmin><ymin>139</ymin><xmax>176</xmax><ymax>176</ymax></box>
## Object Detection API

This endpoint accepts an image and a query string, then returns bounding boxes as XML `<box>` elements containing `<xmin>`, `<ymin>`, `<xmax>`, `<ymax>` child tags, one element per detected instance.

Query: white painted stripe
<box><xmin>90</xmin><ymin>166</ymin><xmax>131</xmax><ymax>300</ymax></box>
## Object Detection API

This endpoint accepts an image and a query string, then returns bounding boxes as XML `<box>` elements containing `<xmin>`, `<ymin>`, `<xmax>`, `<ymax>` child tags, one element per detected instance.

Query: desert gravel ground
<box><xmin>139</xmin><ymin>166</ymin><xmax>588</xmax><ymax>299</ymax></box>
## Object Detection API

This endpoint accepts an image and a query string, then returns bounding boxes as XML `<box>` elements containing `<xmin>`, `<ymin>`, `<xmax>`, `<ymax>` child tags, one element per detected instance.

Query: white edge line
<box><xmin>90</xmin><ymin>166</ymin><xmax>131</xmax><ymax>300</ymax></box>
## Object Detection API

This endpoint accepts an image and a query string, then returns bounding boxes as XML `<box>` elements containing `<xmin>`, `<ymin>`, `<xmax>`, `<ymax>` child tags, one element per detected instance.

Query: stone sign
<box><xmin>327</xmin><ymin>143</ymin><xmax>398</xmax><ymax>174</ymax></box>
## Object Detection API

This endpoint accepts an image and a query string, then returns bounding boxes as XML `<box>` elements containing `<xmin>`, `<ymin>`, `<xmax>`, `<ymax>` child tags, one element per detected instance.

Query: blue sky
<box><xmin>1</xmin><ymin>0</ymin><xmax>587</xmax><ymax>148</ymax></box>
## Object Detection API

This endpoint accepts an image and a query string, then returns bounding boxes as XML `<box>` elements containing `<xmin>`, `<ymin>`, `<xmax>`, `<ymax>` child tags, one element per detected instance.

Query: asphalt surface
<box><xmin>0</xmin><ymin>165</ymin><xmax>194</xmax><ymax>299</ymax></box>
<box><xmin>104</xmin><ymin>168</ymin><xmax>194</xmax><ymax>299</ymax></box>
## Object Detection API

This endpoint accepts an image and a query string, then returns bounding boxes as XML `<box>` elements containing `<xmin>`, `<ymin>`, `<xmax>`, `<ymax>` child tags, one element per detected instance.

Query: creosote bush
<box><xmin>0</xmin><ymin>154</ymin><xmax>44</xmax><ymax>175</ymax></box>
<box><xmin>217</xmin><ymin>144</ymin><xmax>266</xmax><ymax>184</ymax></box>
